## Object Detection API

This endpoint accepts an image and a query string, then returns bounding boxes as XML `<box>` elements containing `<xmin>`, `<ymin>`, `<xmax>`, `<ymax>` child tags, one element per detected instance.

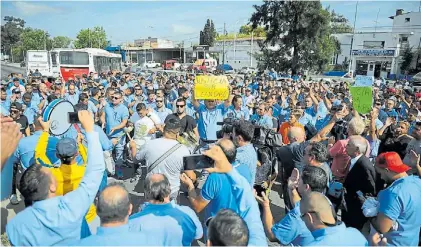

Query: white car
<box><xmin>145</xmin><ymin>61</ymin><xmax>161</xmax><ymax>68</ymax></box>
<box><xmin>240</xmin><ymin>67</ymin><xmax>257</xmax><ymax>74</ymax></box>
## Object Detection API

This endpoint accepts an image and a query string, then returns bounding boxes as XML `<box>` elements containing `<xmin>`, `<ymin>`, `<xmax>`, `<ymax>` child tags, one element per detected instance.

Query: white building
<box><xmin>333</xmin><ymin>9</ymin><xmax>421</xmax><ymax>78</ymax></box>
<box><xmin>212</xmin><ymin>37</ymin><xmax>264</xmax><ymax>70</ymax></box>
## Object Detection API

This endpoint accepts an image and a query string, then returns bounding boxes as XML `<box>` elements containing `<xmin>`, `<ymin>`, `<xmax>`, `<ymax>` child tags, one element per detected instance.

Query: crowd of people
<box><xmin>1</xmin><ymin>68</ymin><xmax>421</xmax><ymax>246</ymax></box>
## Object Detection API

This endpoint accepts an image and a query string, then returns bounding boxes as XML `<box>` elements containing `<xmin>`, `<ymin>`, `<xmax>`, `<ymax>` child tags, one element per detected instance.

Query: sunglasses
<box><xmin>135</xmin><ymin>88</ymin><xmax>142</xmax><ymax>90</ymax></box>
<box><xmin>156</xmin><ymin>100</ymin><xmax>163</xmax><ymax>103</ymax></box>
<box><xmin>112</xmin><ymin>96</ymin><xmax>121</xmax><ymax>100</ymax></box>
<box><xmin>14</xmin><ymin>92</ymin><xmax>21</xmax><ymax>94</ymax></box>
<box><xmin>10</xmin><ymin>109</ymin><xmax>19</xmax><ymax>113</ymax></box>
<box><xmin>176</xmin><ymin>105</ymin><xmax>185</xmax><ymax>108</ymax></box>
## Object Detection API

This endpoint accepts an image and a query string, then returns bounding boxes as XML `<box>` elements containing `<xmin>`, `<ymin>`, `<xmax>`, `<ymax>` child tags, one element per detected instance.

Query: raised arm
<box><xmin>59</xmin><ymin>111</ymin><xmax>105</xmax><ymax>221</ymax></box>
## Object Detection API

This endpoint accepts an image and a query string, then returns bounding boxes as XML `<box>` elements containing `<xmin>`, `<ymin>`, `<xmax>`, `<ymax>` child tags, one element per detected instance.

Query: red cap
<box><xmin>415</xmin><ymin>93</ymin><xmax>421</xmax><ymax>98</ymax></box>
<box><xmin>376</xmin><ymin>152</ymin><xmax>410</xmax><ymax>173</ymax></box>
<box><xmin>388</xmin><ymin>88</ymin><xmax>396</xmax><ymax>93</ymax></box>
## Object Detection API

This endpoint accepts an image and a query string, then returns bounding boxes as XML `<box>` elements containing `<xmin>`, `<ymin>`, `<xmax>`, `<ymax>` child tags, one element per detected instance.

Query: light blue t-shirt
<box><xmin>309</xmin><ymin>222</ymin><xmax>368</xmax><ymax>246</ymax></box>
<box><xmin>225</xmin><ymin>105</ymin><xmax>250</xmax><ymax>120</ymax></box>
<box><xmin>129</xmin><ymin>201</ymin><xmax>202</xmax><ymax>246</ymax></box>
<box><xmin>250</xmin><ymin>114</ymin><xmax>273</xmax><ymax>129</ymax></box>
<box><xmin>233</xmin><ymin>162</ymin><xmax>252</xmax><ymax>186</ymax></box>
<box><xmin>65</xmin><ymin>92</ymin><xmax>80</xmax><ymax>106</ymax></box>
<box><xmin>104</xmin><ymin>103</ymin><xmax>129</xmax><ymax>138</ymax></box>
<box><xmin>196</xmin><ymin>104</ymin><xmax>224</xmax><ymax>141</ymax></box>
<box><xmin>272</xmin><ymin>201</ymin><xmax>314</xmax><ymax>246</ymax></box>
<box><xmin>201</xmin><ymin>173</ymin><xmax>239</xmax><ymax>219</ymax></box>
<box><xmin>235</xmin><ymin>143</ymin><xmax>258</xmax><ymax>185</ymax></box>
<box><xmin>378</xmin><ymin>176</ymin><xmax>421</xmax><ymax>246</ymax></box>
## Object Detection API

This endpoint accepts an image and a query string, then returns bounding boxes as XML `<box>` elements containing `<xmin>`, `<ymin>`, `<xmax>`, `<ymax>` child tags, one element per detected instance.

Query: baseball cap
<box><xmin>10</xmin><ymin>102</ymin><xmax>23</xmax><ymax>111</ymax></box>
<box><xmin>13</xmin><ymin>78</ymin><xmax>19</xmax><ymax>82</ymax></box>
<box><xmin>56</xmin><ymin>138</ymin><xmax>78</xmax><ymax>158</ymax></box>
<box><xmin>375</xmin><ymin>152</ymin><xmax>410</xmax><ymax>173</ymax></box>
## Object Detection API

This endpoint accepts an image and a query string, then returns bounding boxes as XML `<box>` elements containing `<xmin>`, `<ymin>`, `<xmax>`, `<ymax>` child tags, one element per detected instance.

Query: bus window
<box><xmin>51</xmin><ymin>52</ymin><xmax>57</xmax><ymax>66</ymax></box>
<box><xmin>60</xmin><ymin>51</ymin><xmax>89</xmax><ymax>65</ymax></box>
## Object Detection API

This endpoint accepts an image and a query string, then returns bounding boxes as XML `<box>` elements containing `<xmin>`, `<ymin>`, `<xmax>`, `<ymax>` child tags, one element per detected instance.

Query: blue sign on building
<box><xmin>351</xmin><ymin>49</ymin><xmax>395</xmax><ymax>57</ymax></box>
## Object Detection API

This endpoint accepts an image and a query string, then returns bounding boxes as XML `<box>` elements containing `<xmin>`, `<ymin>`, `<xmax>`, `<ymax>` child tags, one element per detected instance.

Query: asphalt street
<box><xmin>1</xmin><ymin>63</ymin><xmax>25</xmax><ymax>79</ymax></box>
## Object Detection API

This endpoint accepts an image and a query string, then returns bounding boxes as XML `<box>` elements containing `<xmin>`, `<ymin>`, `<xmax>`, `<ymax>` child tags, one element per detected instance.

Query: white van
<box><xmin>26</xmin><ymin>50</ymin><xmax>51</xmax><ymax>77</ymax></box>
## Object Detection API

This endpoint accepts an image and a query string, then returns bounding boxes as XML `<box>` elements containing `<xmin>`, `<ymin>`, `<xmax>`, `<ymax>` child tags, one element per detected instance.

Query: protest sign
<box><xmin>194</xmin><ymin>75</ymin><xmax>230</xmax><ymax>100</ymax></box>
<box><xmin>354</xmin><ymin>75</ymin><xmax>374</xmax><ymax>87</ymax></box>
<box><xmin>349</xmin><ymin>86</ymin><xmax>372</xmax><ymax>114</ymax></box>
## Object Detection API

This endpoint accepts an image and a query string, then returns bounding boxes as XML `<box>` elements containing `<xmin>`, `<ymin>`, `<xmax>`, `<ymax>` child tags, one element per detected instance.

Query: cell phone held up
<box><xmin>183</xmin><ymin>154</ymin><xmax>214</xmax><ymax>171</ymax></box>
<box><xmin>68</xmin><ymin>112</ymin><xmax>80</xmax><ymax>124</ymax></box>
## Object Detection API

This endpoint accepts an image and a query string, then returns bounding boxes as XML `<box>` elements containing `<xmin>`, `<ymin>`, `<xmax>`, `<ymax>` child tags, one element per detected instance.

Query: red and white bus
<box><xmin>50</xmin><ymin>48</ymin><xmax>122</xmax><ymax>81</ymax></box>
<box><xmin>25</xmin><ymin>48</ymin><xmax>122</xmax><ymax>80</ymax></box>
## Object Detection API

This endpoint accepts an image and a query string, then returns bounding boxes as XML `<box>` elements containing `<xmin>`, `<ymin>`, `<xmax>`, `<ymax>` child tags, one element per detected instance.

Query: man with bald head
<box><xmin>342</xmin><ymin>135</ymin><xmax>377</xmax><ymax>230</ymax></box>
<box><xmin>277</xmin><ymin>124</ymin><xmax>335</xmax><ymax>212</ymax></box>
<box><xmin>300</xmin><ymin>192</ymin><xmax>368</xmax><ymax>245</ymax></box>
<box><xmin>129</xmin><ymin>173</ymin><xmax>202</xmax><ymax>246</ymax></box>
<box><xmin>75</xmin><ymin>183</ymin><xmax>158</xmax><ymax>246</ymax></box>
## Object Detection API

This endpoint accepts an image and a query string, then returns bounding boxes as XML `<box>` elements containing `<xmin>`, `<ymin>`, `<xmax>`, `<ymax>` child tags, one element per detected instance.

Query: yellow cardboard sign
<box><xmin>194</xmin><ymin>75</ymin><xmax>229</xmax><ymax>100</ymax></box>
<box><xmin>349</xmin><ymin>86</ymin><xmax>372</xmax><ymax>114</ymax></box>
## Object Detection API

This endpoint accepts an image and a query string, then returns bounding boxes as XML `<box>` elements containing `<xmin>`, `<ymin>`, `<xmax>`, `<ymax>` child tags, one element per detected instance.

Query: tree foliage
<box><xmin>239</xmin><ymin>25</ymin><xmax>266</xmax><ymax>37</ymax></box>
<box><xmin>52</xmin><ymin>36</ymin><xmax>72</xmax><ymax>48</ymax></box>
<box><xmin>250</xmin><ymin>1</ymin><xmax>342</xmax><ymax>74</ymax></box>
<box><xmin>20</xmin><ymin>28</ymin><xmax>50</xmax><ymax>51</ymax></box>
<box><xmin>1</xmin><ymin>16</ymin><xmax>25</xmax><ymax>55</ymax></box>
<box><xmin>400</xmin><ymin>47</ymin><xmax>414</xmax><ymax>72</ymax></box>
<box><xmin>74</xmin><ymin>26</ymin><xmax>107</xmax><ymax>49</ymax></box>
<box><xmin>199</xmin><ymin>19</ymin><xmax>216</xmax><ymax>46</ymax></box>
<box><xmin>329</xmin><ymin>9</ymin><xmax>353</xmax><ymax>34</ymax></box>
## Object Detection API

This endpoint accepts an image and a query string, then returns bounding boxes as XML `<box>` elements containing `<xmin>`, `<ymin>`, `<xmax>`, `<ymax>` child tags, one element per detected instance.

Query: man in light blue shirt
<box><xmin>22</xmin><ymin>93</ymin><xmax>39</xmax><ymax>127</ymax></box>
<box><xmin>256</xmin><ymin>165</ymin><xmax>327</xmax><ymax>246</ymax></box>
<box><xmin>192</xmin><ymin>94</ymin><xmax>227</xmax><ymax>141</ymax></box>
<box><xmin>300</xmin><ymin>192</ymin><xmax>368</xmax><ymax>246</ymax></box>
<box><xmin>371</xmin><ymin>152</ymin><xmax>421</xmax><ymax>246</ymax></box>
<box><xmin>11</xmin><ymin>117</ymin><xmax>60</xmax><ymax>169</ymax></box>
<box><xmin>225</xmin><ymin>95</ymin><xmax>250</xmax><ymax>120</ymax></box>
<box><xmin>250</xmin><ymin>103</ymin><xmax>273</xmax><ymax>129</ymax></box>
<box><xmin>6</xmin><ymin>111</ymin><xmax>105</xmax><ymax>246</ymax></box>
<box><xmin>65</xmin><ymin>84</ymin><xmax>80</xmax><ymax>105</ymax></box>
<box><xmin>73</xmin><ymin>183</ymin><xmax>159</xmax><ymax>246</ymax></box>
<box><xmin>101</xmin><ymin>91</ymin><xmax>129</xmax><ymax>179</ymax></box>
<box><xmin>202</xmin><ymin>144</ymin><xmax>267</xmax><ymax>246</ymax></box>
<box><xmin>154</xmin><ymin>96</ymin><xmax>172</xmax><ymax>123</ymax></box>
<box><xmin>129</xmin><ymin>174</ymin><xmax>202</xmax><ymax>246</ymax></box>
<box><xmin>232</xmin><ymin>120</ymin><xmax>258</xmax><ymax>185</ymax></box>
<box><xmin>1</xmin><ymin>87</ymin><xmax>11</xmax><ymax>115</ymax></box>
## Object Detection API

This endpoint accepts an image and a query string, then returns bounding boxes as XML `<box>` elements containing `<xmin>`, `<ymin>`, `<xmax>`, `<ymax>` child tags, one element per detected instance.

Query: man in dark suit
<box><xmin>342</xmin><ymin>135</ymin><xmax>377</xmax><ymax>230</ymax></box>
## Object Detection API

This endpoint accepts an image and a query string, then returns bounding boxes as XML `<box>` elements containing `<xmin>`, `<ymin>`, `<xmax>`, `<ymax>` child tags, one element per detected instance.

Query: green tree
<box><xmin>20</xmin><ymin>28</ymin><xmax>50</xmax><ymax>51</ymax></box>
<box><xmin>1</xmin><ymin>16</ymin><xmax>25</xmax><ymax>55</ymax></box>
<box><xmin>239</xmin><ymin>25</ymin><xmax>266</xmax><ymax>37</ymax></box>
<box><xmin>250</xmin><ymin>1</ymin><xmax>339</xmax><ymax>74</ymax></box>
<box><xmin>329</xmin><ymin>9</ymin><xmax>353</xmax><ymax>34</ymax></box>
<box><xmin>400</xmin><ymin>47</ymin><xmax>414</xmax><ymax>73</ymax></box>
<box><xmin>52</xmin><ymin>36</ymin><xmax>72</xmax><ymax>48</ymax></box>
<box><xmin>74</xmin><ymin>26</ymin><xmax>107</xmax><ymax>49</ymax></box>
<box><xmin>199</xmin><ymin>19</ymin><xmax>216</xmax><ymax>46</ymax></box>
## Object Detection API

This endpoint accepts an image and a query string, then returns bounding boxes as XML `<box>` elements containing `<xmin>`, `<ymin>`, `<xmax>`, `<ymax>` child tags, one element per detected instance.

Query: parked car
<box><xmin>215</xmin><ymin>64</ymin><xmax>234</xmax><ymax>74</ymax></box>
<box><xmin>239</xmin><ymin>66</ymin><xmax>257</xmax><ymax>74</ymax></box>
<box><xmin>412</xmin><ymin>72</ymin><xmax>421</xmax><ymax>88</ymax></box>
<box><xmin>145</xmin><ymin>61</ymin><xmax>161</xmax><ymax>68</ymax></box>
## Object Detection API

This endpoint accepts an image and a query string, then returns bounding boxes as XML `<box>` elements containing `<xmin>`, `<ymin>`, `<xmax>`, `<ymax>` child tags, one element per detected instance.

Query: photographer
<box><xmin>232</xmin><ymin>120</ymin><xmax>258</xmax><ymax>186</ymax></box>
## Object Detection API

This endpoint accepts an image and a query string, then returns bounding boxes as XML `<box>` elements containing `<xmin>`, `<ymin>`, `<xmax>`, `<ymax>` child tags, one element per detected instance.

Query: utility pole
<box><xmin>88</xmin><ymin>28</ymin><xmax>91</xmax><ymax>48</ymax></box>
<box><xmin>44</xmin><ymin>32</ymin><xmax>47</xmax><ymax>50</ymax></box>
<box><xmin>348</xmin><ymin>1</ymin><xmax>359</xmax><ymax>76</ymax></box>
<box><xmin>222</xmin><ymin>22</ymin><xmax>226</xmax><ymax>64</ymax></box>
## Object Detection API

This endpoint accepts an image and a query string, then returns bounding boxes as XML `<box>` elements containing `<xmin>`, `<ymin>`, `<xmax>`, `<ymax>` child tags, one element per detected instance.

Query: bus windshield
<box><xmin>59</xmin><ymin>51</ymin><xmax>89</xmax><ymax>66</ymax></box>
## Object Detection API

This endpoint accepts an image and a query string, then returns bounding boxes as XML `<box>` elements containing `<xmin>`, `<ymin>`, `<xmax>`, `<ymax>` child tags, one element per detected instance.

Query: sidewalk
<box><xmin>1</xmin><ymin>62</ymin><xmax>22</xmax><ymax>68</ymax></box>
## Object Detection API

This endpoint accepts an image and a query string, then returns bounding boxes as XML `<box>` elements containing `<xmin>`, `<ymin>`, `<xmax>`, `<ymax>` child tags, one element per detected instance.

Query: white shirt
<box><xmin>349</xmin><ymin>154</ymin><xmax>363</xmax><ymax>171</ymax></box>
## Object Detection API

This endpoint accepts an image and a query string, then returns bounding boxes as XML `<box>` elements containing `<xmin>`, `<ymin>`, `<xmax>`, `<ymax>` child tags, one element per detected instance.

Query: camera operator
<box><xmin>232</xmin><ymin>120</ymin><xmax>258</xmax><ymax>186</ymax></box>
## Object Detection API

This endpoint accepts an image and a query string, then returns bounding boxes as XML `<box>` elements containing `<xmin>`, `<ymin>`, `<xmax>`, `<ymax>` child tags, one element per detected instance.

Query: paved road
<box><xmin>1</xmin><ymin>63</ymin><xmax>25</xmax><ymax>79</ymax></box>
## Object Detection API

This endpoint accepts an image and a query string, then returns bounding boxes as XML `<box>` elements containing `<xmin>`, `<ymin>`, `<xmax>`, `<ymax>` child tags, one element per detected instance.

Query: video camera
<box><xmin>216</xmin><ymin>116</ymin><xmax>238</xmax><ymax>139</ymax></box>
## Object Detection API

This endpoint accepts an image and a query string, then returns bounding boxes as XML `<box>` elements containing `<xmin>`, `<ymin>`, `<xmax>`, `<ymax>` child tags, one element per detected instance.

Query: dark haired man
<box><xmin>180</xmin><ymin>139</ymin><xmax>251</xmax><ymax>236</ymax></box>
<box><xmin>129</xmin><ymin>174</ymin><xmax>202</xmax><ymax>245</ymax></box>
<box><xmin>165</xmin><ymin>98</ymin><xmax>198</xmax><ymax>138</ymax></box>
<box><xmin>256</xmin><ymin>165</ymin><xmax>327</xmax><ymax>246</ymax></box>
<box><xmin>207</xmin><ymin>209</ymin><xmax>249</xmax><ymax>246</ymax></box>
<box><xmin>232</xmin><ymin>120</ymin><xmax>258</xmax><ymax>185</ymax></box>
<box><xmin>130</xmin><ymin>117</ymin><xmax>192</xmax><ymax>200</ymax></box>
<box><xmin>6</xmin><ymin>111</ymin><xmax>105</xmax><ymax>246</ymax></box>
